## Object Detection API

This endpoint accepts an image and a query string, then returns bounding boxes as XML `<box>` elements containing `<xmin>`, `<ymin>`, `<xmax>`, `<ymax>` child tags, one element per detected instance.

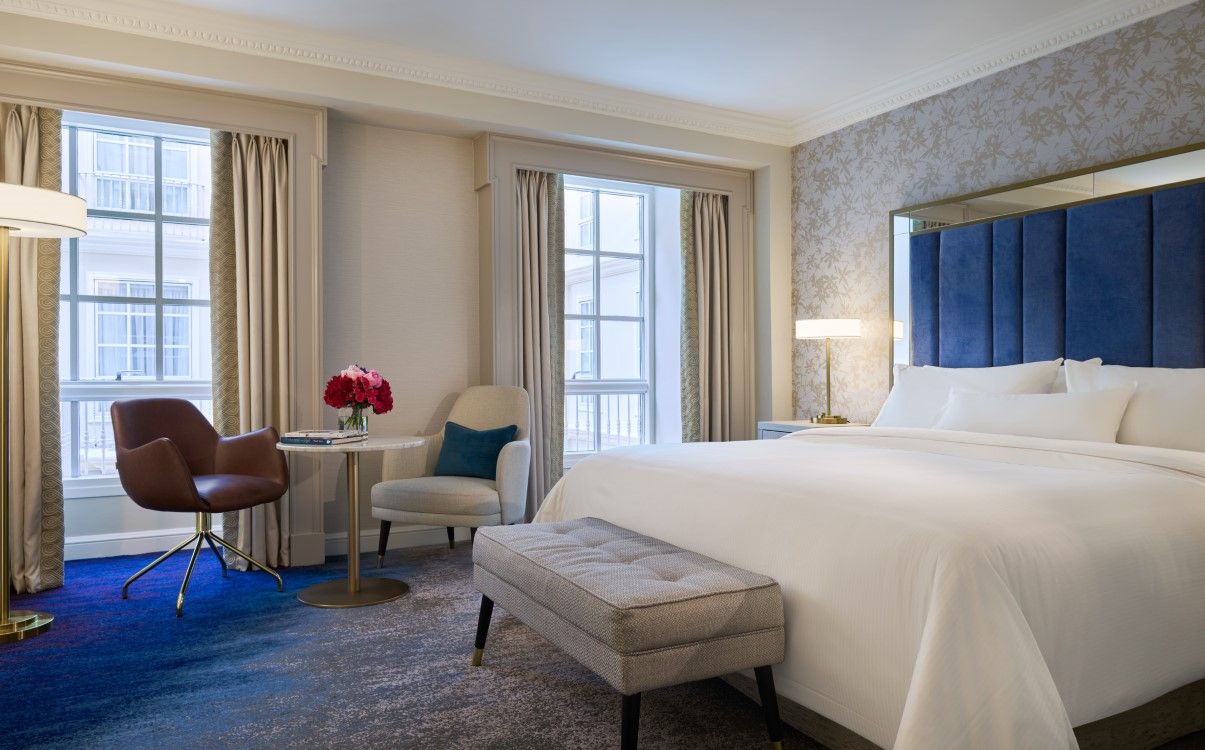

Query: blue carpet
<box><xmin>2</xmin><ymin>543</ymin><xmax>817</xmax><ymax>750</ymax></box>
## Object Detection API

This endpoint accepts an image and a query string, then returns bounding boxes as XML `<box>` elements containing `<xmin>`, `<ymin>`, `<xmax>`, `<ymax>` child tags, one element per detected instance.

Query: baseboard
<box><xmin>64</xmin><ymin>526</ymin><xmax>206</xmax><ymax>561</ymax></box>
<box><xmin>65</xmin><ymin>524</ymin><xmax>467</xmax><ymax>562</ymax></box>
<box><xmin>324</xmin><ymin>524</ymin><xmax>470</xmax><ymax>558</ymax></box>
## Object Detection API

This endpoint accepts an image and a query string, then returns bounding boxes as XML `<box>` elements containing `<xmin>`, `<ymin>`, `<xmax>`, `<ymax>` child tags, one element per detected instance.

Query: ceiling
<box><xmin>0</xmin><ymin>0</ymin><xmax>1191</xmax><ymax>144</ymax></box>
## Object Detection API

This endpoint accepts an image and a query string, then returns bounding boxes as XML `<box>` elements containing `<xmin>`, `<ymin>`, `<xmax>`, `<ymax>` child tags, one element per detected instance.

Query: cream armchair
<box><xmin>371</xmin><ymin>385</ymin><xmax>531</xmax><ymax>566</ymax></box>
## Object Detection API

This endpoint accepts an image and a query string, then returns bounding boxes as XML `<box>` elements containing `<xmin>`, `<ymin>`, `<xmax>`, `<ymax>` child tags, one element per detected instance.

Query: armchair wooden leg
<box><xmin>447</xmin><ymin>526</ymin><xmax>456</xmax><ymax>549</ymax></box>
<box><xmin>377</xmin><ymin>520</ymin><xmax>392</xmax><ymax>569</ymax></box>
<box><xmin>621</xmin><ymin>692</ymin><xmax>641</xmax><ymax>750</ymax></box>
<box><xmin>755</xmin><ymin>665</ymin><xmax>785</xmax><ymax>749</ymax></box>
<box><xmin>471</xmin><ymin>595</ymin><xmax>494</xmax><ymax>666</ymax></box>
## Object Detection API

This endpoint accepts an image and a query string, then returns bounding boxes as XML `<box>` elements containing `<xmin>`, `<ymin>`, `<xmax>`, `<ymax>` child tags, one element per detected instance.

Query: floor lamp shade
<box><xmin>0</xmin><ymin>183</ymin><xmax>85</xmax><ymax>644</ymax></box>
<box><xmin>795</xmin><ymin>318</ymin><xmax>862</xmax><ymax>424</ymax></box>
<box><xmin>0</xmin><ymin>183</ymin><xmax>86</xmax><ymax>237</ymax></box>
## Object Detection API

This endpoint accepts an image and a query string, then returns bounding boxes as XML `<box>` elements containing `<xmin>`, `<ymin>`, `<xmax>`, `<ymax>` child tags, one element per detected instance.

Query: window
<box><xmin>60</xmin><ymin>112</ymin><xmax>213</xmax><ymax>483</ymax></box>
<box><xmin>563</xmin><ymin>178</ymin><xmax>652</xmax><ymax>462</ymax></box>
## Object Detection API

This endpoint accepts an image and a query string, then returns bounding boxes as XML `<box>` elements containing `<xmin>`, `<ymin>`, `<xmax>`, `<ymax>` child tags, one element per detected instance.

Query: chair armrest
<box><xmin>382</xmin><ymin>433</ymin><xmax>442</xmax><ymax>482</ymax></box>
<box><xmin>215</xmin><ymin>427</ymin><xmax>289</xmax><ymax>487</ymax></box>
<box><xmin>495</xmin><ymin>439</ymin><xmax>531</xmax><ymax>524</ymax></box>
<box><xmin>116</xmin><ymin>438</ymin><xmax>201</xmax><ymax>512</ymax></box>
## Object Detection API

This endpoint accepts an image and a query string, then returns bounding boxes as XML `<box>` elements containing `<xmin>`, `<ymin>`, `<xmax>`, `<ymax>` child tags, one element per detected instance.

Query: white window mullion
<box><xmin>562</xmin><ymin>178</ymin><xmax>655</xmax><ymax>461</ymax></box>
<box><xmin>60</xmin><ymin>114</ymin><xmax>214</xmax><ymax>482</ymax></box>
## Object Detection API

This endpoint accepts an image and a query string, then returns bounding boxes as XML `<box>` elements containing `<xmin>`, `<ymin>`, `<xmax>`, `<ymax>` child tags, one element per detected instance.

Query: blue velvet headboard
<box><xmin>910</xmin><ymin>181</ymin><xmax>1205</xmax><ymax>368</ymax></box>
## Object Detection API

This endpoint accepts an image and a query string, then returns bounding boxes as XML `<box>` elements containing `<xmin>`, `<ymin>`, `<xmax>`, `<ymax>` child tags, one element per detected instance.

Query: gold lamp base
<box><xmin>0</xmin><ymin>610</ymin><xmax>53</xmax><ymax>644</ymax></box>
<box><xmin>812</xmin><ymin>415</ymin><xmax>849</xmax><ymax>425</ymax></box>
<box><xmin>297</xmin><ymin>577</ymin><xmax>409</xmax><ymax>608</ymax></box>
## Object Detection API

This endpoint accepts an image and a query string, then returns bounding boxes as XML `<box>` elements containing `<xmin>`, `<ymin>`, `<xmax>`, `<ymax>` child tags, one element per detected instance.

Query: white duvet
<box><xmin>535</xmin><ymin>427</ymin><xmax>1205</xmax><ymax>750</ymax></box>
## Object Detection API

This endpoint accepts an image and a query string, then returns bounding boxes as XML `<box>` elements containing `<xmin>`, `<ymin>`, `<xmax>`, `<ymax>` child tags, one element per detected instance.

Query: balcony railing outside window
<box><xmin>60</xmin><ymin>112</ymin><xmax>212</xmax><ymax>484</ymax></box>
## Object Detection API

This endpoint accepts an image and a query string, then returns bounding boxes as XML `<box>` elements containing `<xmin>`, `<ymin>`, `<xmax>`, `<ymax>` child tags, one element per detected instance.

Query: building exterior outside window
<box><xmin>562</xmin><ymin>178</ymin><xmax>653</xmax><ymax>463</ymax></box>
<box><xmin>59</xmin><ymin>112</ymin><xmax>212</xmax><ymax>486</ymax></box>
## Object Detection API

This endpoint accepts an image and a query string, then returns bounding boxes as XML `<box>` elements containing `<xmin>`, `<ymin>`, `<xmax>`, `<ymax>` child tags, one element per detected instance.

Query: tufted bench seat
<box><xmin>470</xmin><ymin>517</ymin><xmax>787</xmax><ymax>749</ymax></box>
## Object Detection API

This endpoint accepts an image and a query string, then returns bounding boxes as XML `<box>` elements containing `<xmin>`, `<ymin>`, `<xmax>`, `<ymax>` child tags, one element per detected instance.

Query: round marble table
<box><xmin>278</xmin><ymin>435</ymin><xmax>423</xmax><ymax>608</ymax></box>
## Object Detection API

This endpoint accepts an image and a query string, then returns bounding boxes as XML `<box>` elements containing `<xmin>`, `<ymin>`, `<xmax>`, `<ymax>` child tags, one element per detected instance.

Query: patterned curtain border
<box><xmin>36</xmin><ymin>108</ymin><xmax>64</xmax><ymax>590</ymax></box>
<box><xmin>209</xmin><ymin>131</ymin><xmax>242</xmax><ymax>546</ymax></box>
<box><xmin>546</xmin><ymin>173</ymin><xmax>564</xmax><ymax>482</ymax></box>
<box><xmin>679</xmin><ymin>190</ymin><xmax>701</xmax><ymax>443</ymax></box>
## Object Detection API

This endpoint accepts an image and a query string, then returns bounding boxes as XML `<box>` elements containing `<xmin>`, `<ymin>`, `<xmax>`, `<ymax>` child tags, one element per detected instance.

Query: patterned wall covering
<box><xmin>791</xmin><ymin>1</ymin><xmax>1205</xmax><ymax>423</ymax></box>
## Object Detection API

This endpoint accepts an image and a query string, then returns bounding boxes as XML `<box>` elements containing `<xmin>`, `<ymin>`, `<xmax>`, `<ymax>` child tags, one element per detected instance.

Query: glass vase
<box><xmin>338</xmin><ymin>405</ymin><xmax>369</xmax><ymax>435</ymax></box>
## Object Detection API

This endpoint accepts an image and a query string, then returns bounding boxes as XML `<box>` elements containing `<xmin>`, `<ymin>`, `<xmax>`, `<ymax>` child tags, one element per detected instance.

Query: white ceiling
<box><xmin>1</xmin><ymin>0</ymin><xmax>1192</xmax><ymax>144</ymax></box>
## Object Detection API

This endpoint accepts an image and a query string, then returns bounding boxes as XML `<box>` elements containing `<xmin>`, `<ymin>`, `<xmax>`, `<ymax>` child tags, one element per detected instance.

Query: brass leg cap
<box><xmin>377</xmin><ymin>554</ymin><xmax>385</xmax><ymax>569</ymax></box>
<box><xmin>770</xmin><ymin>742</ymin><xmax>784</xmax><ymax>750</ymax></box>
<box><xmin>470</xmin><ymin>647</ymin><xmax>484</xmax><ymax>667</ymax></box>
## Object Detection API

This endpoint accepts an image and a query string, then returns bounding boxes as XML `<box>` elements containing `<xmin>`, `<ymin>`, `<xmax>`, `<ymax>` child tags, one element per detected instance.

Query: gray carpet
<box><xmin>258</xmin><ymin>541</ymin><xmax>821</xmax><ymax>749</ymax></box>
<box><xmin>13</xmin><ymin>540</ymin><xmax>1201</xmax><ymax>749</ymax></box>
<box><xmin>320</xmin><ymin>542</ymin><xmax>819</xmax><ymax>747</ymax></box>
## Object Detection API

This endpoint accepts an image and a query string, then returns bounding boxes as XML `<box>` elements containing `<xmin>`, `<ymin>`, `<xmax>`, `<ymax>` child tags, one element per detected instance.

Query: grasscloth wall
<box><xmin>791</xmin><ymin>1</ymin><xmax>1205</xmax><ymax>423</ymax></box>
<box><xmin>323</xmin><ymin>120</ymin><xmax>478</xmax><ymax>540</ymax></box>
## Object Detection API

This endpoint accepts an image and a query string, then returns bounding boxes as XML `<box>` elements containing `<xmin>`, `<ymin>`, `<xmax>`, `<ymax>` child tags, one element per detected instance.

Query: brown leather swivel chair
<box><xmin>111</xmin><ymin>398</ymin><xmax>288</xmax><ymax>617</ymax></box>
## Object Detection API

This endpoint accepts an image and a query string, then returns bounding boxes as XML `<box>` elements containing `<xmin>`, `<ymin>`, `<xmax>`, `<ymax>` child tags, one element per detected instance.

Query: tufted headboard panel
<box><xmin>910</xmin><ymin>181</ymin><xmax>1205</xmax><ymax>368</ymax></box>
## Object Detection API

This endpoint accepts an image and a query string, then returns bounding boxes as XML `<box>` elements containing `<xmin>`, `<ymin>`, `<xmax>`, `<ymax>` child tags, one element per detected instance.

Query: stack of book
<box><xmin>280</xmin><ymin>429</ymin><xmax>369</xmax><ymax>446</ymax></box>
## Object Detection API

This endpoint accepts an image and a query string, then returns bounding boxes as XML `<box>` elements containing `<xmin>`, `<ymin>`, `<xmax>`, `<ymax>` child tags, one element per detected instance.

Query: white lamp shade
<box><xmin>0</xmin><ymin>183</ymin><xmax>86</xmax><ymax>239</ymax></box>
<box><xmin>893</xmin><ymin>320</ymin><xmax>905</xmax><ymax>340</ymax></box>
<box><xmin>795</xmin><ymin>318</ymin><xmax>862</xmax><ymax>339</ymax></box>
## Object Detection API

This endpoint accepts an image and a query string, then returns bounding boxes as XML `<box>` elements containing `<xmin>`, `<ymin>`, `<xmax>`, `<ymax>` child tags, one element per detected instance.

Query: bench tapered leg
<box><xmin>471</xmin><ymin>595</ymin><xmax>494</xmax><ymax>666</ymax></box>
<box><xmin>755</xmin><ymin>665</ymin><xmax>784</xmax><ymax>749</ymax></box>
<box><xmin>621</xmin><ymin>692</ymin><xmax>641</xmax><ymax>750</ymax></box>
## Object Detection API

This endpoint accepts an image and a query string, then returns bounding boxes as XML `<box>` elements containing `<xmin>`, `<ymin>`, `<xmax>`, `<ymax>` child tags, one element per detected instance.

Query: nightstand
<box><xmin>756</xmin><ymin>420</ymin><xmax>868</xmax><ymax>440</ymax></box>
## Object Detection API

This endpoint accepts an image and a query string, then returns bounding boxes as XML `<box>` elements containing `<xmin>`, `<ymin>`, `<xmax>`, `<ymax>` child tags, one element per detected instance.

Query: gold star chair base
<box><xmin>121</xmin><ymin>512</ymin><xmax>283</xmax><ymax>617</ymax></box>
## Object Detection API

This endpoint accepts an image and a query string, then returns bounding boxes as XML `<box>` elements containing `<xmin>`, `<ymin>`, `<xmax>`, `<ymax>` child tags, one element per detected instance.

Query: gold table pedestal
<box><xmin>280</xmin><ymin>442</ymin><xmax>421</xmax><ymax>608</ymax></box>
<box><xmin>298</xmin><ymin>577</ymin><xmax>409</xmax><ymax>608</ymax></box>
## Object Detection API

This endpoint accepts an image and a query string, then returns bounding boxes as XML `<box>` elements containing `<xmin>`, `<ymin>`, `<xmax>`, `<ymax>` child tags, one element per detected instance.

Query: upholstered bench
<box><xmin>470</xmin><ymin>517</ymin><xmax>787</xmax><ymax>749</ymax></box>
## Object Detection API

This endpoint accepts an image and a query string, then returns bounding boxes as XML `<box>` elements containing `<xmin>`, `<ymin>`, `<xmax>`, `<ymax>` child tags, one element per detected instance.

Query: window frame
<box><xmin>562</xmin><ymin>176</ymin><xmax>656</xmax><ymax>467</ymax></box>
<box><xmin>60</xmin><ymin>115</ymin><xmax>213</xmax><ymax>492</ymax></box>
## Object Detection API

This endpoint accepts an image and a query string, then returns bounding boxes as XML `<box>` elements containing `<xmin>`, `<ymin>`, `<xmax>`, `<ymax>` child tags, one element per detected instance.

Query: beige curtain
<box><xmin>516</xmin><ymin>169</ymin><xmax>564</xmax><ymax>516</ymax></box>
<box><xmin>1</xmin><ymin>104</ymin><xmax>64</xmax><ymax>593</ymax></box>
<box><xmin>211</xmin><ymin>131</ymin><xmax>291</xmax><ymax>568</ymax></box>
<box><xmin>680</xmin><ymin>190</ymin><xmax>732</xmax><ymax>442</ymax></box>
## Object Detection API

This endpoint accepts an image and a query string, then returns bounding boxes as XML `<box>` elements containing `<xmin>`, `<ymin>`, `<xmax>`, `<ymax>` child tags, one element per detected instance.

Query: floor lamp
<box><xmin>0</xmin><ymin>183</ymin><xmax>86</xmax><ymax>644</ymax></box>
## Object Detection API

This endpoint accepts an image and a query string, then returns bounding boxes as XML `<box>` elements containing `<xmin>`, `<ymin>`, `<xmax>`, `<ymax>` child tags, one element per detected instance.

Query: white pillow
<box><xmin>1051</xmin><ymin>358</ymin><xmax>1102</xmax><ymax>393</ymax></box>
<box><xmin>933</xmin><ymin>387</ymin><xmax>1135</xmax><ymax>442</ymax></box>
<box><xmin>874</xmin><ymin>359</ymin><xmax>1063</xmax><ymax>428</ymax></box>
<box><xmin>1065</xmin><ymin>361</ymin><xmax>1205</xmax><ymax>452</ymax></box>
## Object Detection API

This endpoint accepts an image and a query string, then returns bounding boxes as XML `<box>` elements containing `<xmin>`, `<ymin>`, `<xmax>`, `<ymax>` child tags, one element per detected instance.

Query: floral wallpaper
<box><xmin>792</xmin><ymin>1</ymin><xmax>1205</xmax><ymax>423</ymax></box>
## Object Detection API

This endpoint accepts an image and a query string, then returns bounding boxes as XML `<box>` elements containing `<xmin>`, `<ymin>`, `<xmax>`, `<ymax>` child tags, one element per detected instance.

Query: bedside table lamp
<box><xmin>795</xmin><ymin>318</ymin><xmax>862</xmax><ymax>424</ymax></box>
<box><xmin>0</xmin><ymin>183</ymin><xmax>86</xmax><ymax>644</ymax></box>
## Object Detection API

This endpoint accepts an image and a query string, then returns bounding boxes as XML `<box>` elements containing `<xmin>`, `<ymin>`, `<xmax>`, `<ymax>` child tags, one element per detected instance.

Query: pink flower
<box><xmin>325</xmin><ymin>365</ymin><xmax>393</xmax><ymax>416</ymax></box>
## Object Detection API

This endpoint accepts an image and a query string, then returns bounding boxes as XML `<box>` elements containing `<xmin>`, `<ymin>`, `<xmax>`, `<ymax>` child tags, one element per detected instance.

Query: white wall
<box><xmin>320</xmin><ymin>120</ymin><xmax>480</xmax><ymax>551</ymax></box>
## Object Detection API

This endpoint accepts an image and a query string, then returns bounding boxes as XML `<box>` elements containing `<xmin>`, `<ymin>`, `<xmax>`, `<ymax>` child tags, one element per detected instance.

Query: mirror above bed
<box><xmin>890</xmin><ymin>143</ymin><xmax>1205</xmax><ymax>374</ymax></box>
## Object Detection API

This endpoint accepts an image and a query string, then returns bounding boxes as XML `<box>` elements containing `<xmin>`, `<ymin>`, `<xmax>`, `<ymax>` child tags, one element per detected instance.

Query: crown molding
<box><xmin>789</xmin><ymin>0</ymin><xmax>1196</xmax><ymax>144</ymax></box>
<box><xmin>0</xmin><ymin>0</ymin><xmax>1192</xmax><ymax>148</ymax></box>
<box><xmin>0</xmin><ymin>0</ymin><xmax>796</xmax><ymax>146</ymax></box>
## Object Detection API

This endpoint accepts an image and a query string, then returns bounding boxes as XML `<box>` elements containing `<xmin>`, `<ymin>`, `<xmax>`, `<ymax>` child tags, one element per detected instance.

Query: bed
<box><xmin>535</xmin><ymin>180</ymin><xmax>1205</xmax><ymax>749</ymax></box>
